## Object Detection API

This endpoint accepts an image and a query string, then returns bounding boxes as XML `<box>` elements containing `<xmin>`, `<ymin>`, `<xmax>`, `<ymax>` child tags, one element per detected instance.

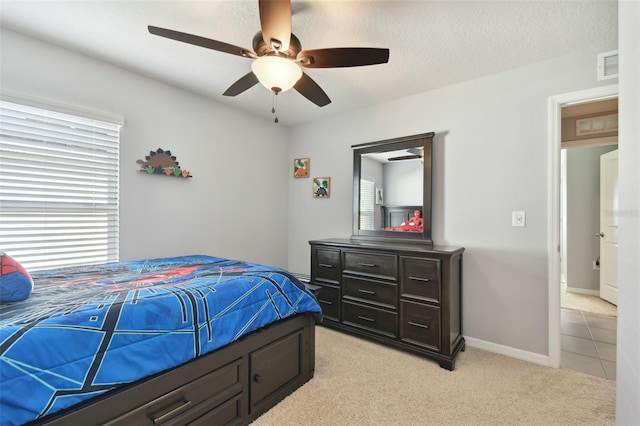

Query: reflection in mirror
<box><xmin>360</xmin><ymin>149</ymin><xmax>423</xmax><ymax>232</ymax></box>
<box><xmin>351</xmin><ymin>133</ymin><xmax>434</xmax><ymax>245</ymax></box>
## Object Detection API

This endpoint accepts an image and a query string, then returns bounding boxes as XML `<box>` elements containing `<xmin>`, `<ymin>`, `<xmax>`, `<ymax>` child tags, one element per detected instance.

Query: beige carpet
<box><xmin>252</xmin><ymin>326</ymin><xmax>615</xmax><ymax>426</ymax></box>
<box><xmin>561</xmin><ymin>281</ymin><xmax>617</xmax><ymax>317</ymax></box>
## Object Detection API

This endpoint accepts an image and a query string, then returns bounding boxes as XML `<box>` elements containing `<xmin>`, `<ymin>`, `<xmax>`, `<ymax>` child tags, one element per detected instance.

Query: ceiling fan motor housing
<box><xmin>253</xmin><ymin>32</ymin><xmax>301</xmax><ymax>58</ymax></box>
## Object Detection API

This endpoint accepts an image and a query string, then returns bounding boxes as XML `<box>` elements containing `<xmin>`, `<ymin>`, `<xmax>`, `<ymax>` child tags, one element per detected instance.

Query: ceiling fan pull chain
<box><xmin>272</xmin><ymin>90</ymin><xmax>279</xmax><ymax>123</ymax></box>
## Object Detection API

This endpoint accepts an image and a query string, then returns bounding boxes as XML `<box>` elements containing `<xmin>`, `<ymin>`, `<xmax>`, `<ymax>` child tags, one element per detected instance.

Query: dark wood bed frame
<box><xmin>29</xmin><ymin>314</ymin><xmax>316</xmax><ymax>426</ymax></box>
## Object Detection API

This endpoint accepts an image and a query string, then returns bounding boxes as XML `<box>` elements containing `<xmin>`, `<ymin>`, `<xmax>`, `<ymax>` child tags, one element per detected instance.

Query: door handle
<box><xmin>596</xmin><ymin>232</ymin><xmax>605</xmax><ymax>238</ymax></box>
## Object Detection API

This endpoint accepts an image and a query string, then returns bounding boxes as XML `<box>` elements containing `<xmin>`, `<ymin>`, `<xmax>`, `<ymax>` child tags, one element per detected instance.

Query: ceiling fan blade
<box><xmin>259</xmin><ymin>0</ymin><xmax>292</xmax><ymax>51</ymax></box>
<box><xmin>298</xmin><ymin>48</ymin><xmax>390</xmax><ymax>68</ymax></box>
<box><xmin>294</xmin><ymin>73</ymin><xmax>331</xmax><ymax>107</ymax></box>
<box><xmin>223</xmin><ymin>72</ymin><xmax>260</xmax><ymax>96</ymax></box>
<box><xmin>388</xmin><ymin>155</ymin><xmax>422</xmax><ymax>161</ymax></box>
<box><xmin>148</xmin><ymin>25</ymin><xmax>256</xmax><ymax>58</ymax></box>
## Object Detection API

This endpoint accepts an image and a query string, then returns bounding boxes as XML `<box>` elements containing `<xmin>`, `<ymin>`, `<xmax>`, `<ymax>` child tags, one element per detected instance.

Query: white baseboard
<box><xmin>566</xmin><ymin>286</ymin><xmax>600</xmax><ymax>296</ymax></box>
<box><xmin>464</xmin><ymin>336</ymin><xmax>551</xmax><ymax>367</ymax></box>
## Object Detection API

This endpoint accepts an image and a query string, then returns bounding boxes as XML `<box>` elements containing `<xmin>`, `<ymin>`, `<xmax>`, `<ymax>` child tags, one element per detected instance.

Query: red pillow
<box><xmin>0</xmin><ymin>252</ymin><xmax>34</xmax><ymax>302</ymax></box>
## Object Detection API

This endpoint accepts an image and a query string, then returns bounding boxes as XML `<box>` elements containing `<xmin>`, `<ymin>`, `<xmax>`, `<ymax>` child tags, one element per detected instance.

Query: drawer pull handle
<box><xmin>253</xmin><ymin>374</ymin><xmax>263</xmax><ymax>383</ymax></box>
<box><xmin>358</xmin><ymin>315</ymin><xmax>375</xmax><ymax>322</ymax></box>
<box><xmin>408</xmin><ymin>321</ymin><xmax>429</xmax><ymax>329</ymax></box>
<box><xmin>358</xmin><ymin>289</ymin><xmax>376</xmax><ymax>295</ymax></box>
<box><xmin>359</xmin><ymin>263</ymin><xmax>377</xmax><ymax>268</ymax></box>
<box><xmin>150</xmin><ymin>399</ymin><xmax>192</xmax><ymax>424</ymax></box>
<box><xmin>319</xmin><ymin>263</ymin><xmax>334</xmax><ymax>268</ymax></box>
<box><xmin>319</xmin><ymin>299</ymin><xmax>333</xmax><ymax>305</ymax></box>
<box><xmin>409</xmin><ymin>276</ymin><xmax>431</xmax><ymax>282</ymax></box>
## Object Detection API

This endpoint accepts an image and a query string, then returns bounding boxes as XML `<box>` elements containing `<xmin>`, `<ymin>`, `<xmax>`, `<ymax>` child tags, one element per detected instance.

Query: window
<box><xmin>359</xmin><ymin>178</ymin><xmax>375</xmax><ymax>230</ymax></box>
<box><xmin>0</xmin><ymin>99</ymin><xmax>122</xmax><ymax>271</ymax></box>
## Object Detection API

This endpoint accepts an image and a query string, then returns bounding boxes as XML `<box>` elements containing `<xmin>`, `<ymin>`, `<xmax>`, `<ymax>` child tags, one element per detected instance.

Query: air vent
<box><xmin>597</xmin><ymin>50</ymin><xmax>618</xmax><ymax>81</ymax></box>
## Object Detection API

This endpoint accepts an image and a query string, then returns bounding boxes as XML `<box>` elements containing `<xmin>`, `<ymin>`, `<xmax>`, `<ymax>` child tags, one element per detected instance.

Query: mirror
<box><xmin>351</xmin><ymin>132</ymin><xmax>434</xmax><ymax>245</ymax></box>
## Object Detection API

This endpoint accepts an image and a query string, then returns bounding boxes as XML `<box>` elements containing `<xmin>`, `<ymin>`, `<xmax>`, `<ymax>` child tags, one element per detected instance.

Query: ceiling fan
<box><xmin>148</xmin><ymin>0</ymin><xmax>389</xmax><ymax>110</ymax></box>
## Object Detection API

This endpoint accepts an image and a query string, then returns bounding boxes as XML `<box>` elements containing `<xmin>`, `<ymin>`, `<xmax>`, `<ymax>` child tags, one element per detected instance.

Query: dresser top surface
<box><xmin>309</xmin><ymin>238</ymin><xmax>464</xmax><ymax>255</ymax></box>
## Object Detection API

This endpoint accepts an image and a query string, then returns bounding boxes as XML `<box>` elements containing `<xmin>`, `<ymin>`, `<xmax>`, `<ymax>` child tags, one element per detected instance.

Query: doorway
<box><xmin>560</xmin><ymin>132</ymin><xmax>618</xmax><ymax>379</ymax></box>
<box><xmin>560</xmin><ymin>97</ymin><xmax>619</xmax><ymax>313</ymax></box>
<box><xmin>548</xmin><ymin>85</ymin><xmax>618</xmax><ymax>373</ymax></box>
<box><xmin>561</xmin><ymin>143</ymin><xmax>618</xmax><ymax>314</ymax></box>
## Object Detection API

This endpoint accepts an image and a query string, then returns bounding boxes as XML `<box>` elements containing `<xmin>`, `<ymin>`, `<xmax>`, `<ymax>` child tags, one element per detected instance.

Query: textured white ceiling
<box><xmin>0</xmin><ymin>0</ymin><xmax>618</xmax><ymax>126</ymax></box>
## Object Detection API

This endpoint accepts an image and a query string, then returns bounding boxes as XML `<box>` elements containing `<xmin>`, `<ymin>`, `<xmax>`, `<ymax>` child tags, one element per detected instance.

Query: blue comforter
<box><xmin>0</xmin><ymin>255</ymin><xmax>321</xmax><ymax>425</ymax></box>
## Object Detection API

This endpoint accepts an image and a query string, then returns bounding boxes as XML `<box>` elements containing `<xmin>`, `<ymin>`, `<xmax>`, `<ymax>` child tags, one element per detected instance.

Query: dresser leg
<box><xmin>439</xmin><ymin>359</ymin><xmax>455</xmax><ymax>371</ymax></box>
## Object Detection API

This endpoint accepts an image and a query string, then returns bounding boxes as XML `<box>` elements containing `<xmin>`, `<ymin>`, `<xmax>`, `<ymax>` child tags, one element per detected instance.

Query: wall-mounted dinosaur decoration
<box><xmin>137</xmin><ymin>148</ymin><xmax>192</xmax><ymax>178</ymax></box>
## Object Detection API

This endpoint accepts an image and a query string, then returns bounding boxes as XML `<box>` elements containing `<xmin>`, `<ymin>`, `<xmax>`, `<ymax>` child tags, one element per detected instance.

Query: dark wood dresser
<box><xmin>310</xmin><ymin>238</ymin><xmax>464</xmax><ymax>370</ymax></box>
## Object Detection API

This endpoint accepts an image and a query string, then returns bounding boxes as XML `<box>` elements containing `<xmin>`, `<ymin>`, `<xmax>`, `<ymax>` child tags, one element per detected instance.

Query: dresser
<box><xmin>310</xmin><ymin>238</ymin><xmax>464</xmax><ymax>370</ymax></box>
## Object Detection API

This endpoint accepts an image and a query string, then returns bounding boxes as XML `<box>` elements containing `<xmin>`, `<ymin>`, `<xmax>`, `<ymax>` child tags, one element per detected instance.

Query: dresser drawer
<box><xmin>315</xmin><ymin>285</ymin><xmax>340</xmax><ymax>321</ymax></box>
<box><xmin>187</xmin><ymin>394</ymin><xmax>242</xmax><ymax>426</ymax></box>
<box><xmin>401</xmin><ymin>257</ymin><xmax>441</xmax><ymax>303</ymax></box>
<box><xmin>343</xmin><ymin>251</ymin><xmax>397</xmax><ymax>280</ymax></box>
<box><xmin>400</xmin><ymin>300</ymin><xmax>440</xmax><ymax>351</ymax></box>
<box><xmin>342</xmin><ymin>300</ymin><xmax>397</xmax><ymax>337</ymax></box>
<box><xmin>343</xmin><ymin>276</ymin><xmax>396</xmax><ymax>308</ymax></box>
<box><xmin>314</xmin><ymin>248</ymin><xmax>341</xmax><ymax>284</ymax></box>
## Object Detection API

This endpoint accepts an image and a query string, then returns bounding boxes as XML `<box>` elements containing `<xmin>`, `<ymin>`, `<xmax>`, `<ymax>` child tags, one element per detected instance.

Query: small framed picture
<box><xmin>293</xmin><ymin>158</ymin><xmax>310</xmax><ymax>178</ymax></box>
<box><xmin>312</xmin><ymin>177</ymin><xmax>331</xmax><ymax>198</ymax></box>
<box><xmin>375</xmin><ymin>187</ymin><xmax>384</xmax><ymax>205</ymax></box>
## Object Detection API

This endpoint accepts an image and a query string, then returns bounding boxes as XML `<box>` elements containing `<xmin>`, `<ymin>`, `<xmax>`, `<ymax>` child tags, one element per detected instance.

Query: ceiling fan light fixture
<box><xmin>251</xmin><ymin>55</ymin><xmax>302</xmax><ymax>93</ymax></box>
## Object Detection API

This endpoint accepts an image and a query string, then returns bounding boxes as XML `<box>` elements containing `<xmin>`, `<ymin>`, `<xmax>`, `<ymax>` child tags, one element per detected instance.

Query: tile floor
<box><xmin>561</xmin><ymin>308</ymin><xmax>617</xmax><ymax>380</ymax></box>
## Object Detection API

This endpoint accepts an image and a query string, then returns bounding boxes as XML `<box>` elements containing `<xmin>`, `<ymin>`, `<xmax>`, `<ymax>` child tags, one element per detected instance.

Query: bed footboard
<box><xmin>30</xmin><ymin>314</ymin><xmax>316</xmax><ymax>426</ymax></box>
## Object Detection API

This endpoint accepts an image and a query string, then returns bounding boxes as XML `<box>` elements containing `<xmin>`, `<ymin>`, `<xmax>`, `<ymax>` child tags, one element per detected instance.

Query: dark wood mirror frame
<box><xmin>351</xmin><ymin>132</ymin><xmax>434</xmax><ymax>245</ymax></box>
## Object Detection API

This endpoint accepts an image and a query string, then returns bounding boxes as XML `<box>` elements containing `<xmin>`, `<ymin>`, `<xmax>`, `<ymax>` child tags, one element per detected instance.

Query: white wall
<box><xmin>616</xmin><ymin>1</ymin><xmax>640</xmax><ymax>423</ymax></box>
<box><xmin>0</xmin><ymin>28</ymin><xmax>291</xmax><ymax>268</ymax></box>
<box><xmin>383</xmin><ymin>160</ymin><xmax>422</xmax><ymax>206</ymax></box>
<box><xmin>287</xmin><ymin>46</ymin><xmax>616</xmax><ymax>356</ymax></box>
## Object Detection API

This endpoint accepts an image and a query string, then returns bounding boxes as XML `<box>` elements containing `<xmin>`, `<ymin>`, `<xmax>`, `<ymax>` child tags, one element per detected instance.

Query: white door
<box><xmin>599</xmin><ymin>149</ymin><xmax>618</xmax><ymax>305</ymax></box>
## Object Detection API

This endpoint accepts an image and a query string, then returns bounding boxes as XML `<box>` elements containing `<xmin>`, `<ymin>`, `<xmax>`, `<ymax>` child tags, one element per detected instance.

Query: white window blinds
<box><xmin>359</xmin><ymin>178</ymin><xmax>375</xmax><ymax>231</ymax></box>
<box><xmin>0</xmin><ymin>99</ymin><xmax>121</xmax><ymax>271</ymax></box>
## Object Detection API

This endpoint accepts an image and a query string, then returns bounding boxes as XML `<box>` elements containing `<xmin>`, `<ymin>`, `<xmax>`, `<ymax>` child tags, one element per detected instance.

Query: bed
<box><xmin>0</xmin><ymin>255</ymin><xmax>322</xmax><ymax>425</ymax></box>
<box><xmin>381</xmin><ymin>205</ymin><xmax>423</xmax><ymax>231</ymax></box>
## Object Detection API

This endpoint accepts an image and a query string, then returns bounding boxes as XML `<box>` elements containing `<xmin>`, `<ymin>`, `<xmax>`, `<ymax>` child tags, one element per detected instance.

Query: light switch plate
<box><xmin>512</xmin><ymin>210</ymin><xmax>526</xmax><ymax>227</ymax></box>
